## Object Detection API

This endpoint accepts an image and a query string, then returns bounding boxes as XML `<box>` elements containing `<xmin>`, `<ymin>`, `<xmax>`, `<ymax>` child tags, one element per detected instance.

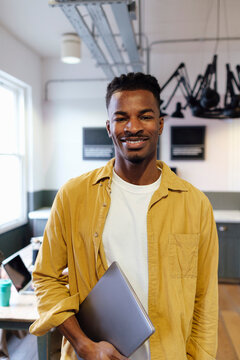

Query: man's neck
<box><xmin>114</xmin><ymin>158</ymin><xmax>161</xmax><ymax>185</ymax></box>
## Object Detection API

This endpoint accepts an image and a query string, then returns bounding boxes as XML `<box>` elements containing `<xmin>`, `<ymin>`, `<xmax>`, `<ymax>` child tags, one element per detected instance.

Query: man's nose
<box><xmin>124</xmin><ymin>117</ymin><xmax>143</xmax><ymax>134</ymax></box>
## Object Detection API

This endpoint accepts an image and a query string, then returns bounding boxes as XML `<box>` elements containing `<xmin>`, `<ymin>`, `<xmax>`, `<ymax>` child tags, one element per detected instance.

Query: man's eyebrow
<box><xmin>113</xmin><ymin>108</ymin><xmax>154</xmax><ymax>116</ymax></box>
<box><xmin>113</xmin><ymin>109</ymin><xmax>154</xmax><ymax>116</ymax></box>
<box><xmin>113</xmin><ymin>111</ymin><xmax>128</xmax><ymax>116</ymax></box>
<box><xmin>139</xmin><ymin>108</ymin><xmax>154</xmax><ymax>114</ymax></box>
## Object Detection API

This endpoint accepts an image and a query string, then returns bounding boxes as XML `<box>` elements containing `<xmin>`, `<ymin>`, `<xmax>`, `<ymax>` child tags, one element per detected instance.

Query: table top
<box><xmin>213</xmin><ymin>210</ymin><xmax>240</xmax><ymax>223</ymax></box>
<box><xmin>28</xmin><ymin>207</ymin><xmax>51</xmax><ymax>220</ymax></box>
<box><xmin>0</xmin><ymin>292</ymin><xmax>38</xmax><ymax>322</ymax></box>
<box><xmin>0</xmin><ymin>245</ymin><xmax>39</xmax><ymax>323</ymax></box>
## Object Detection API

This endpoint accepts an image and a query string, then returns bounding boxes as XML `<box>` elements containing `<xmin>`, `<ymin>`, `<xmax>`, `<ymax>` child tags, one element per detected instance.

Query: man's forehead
<box><xmin>112</xmin><ymin>88</ymin><xmax>154</xmax><ymax>98</ymax></box>
<box><xmin>108</xmin><ymin>89</ymin><xmax>157</xmax><ymax>109</ymax></box>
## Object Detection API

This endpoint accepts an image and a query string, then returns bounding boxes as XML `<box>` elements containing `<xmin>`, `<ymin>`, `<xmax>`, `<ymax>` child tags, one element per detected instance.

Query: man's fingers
<box><xmin>112</xmin><ymin>350</ymin><xmax>129</xmax><ymax>360</ymax></box>
<box><xmin>96</xmin><ymin>341</ymin><xmax>129</xmax><ymax>360</ymax></box>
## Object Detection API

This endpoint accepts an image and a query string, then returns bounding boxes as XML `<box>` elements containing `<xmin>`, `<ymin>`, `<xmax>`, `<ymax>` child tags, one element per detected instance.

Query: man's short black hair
<box><xmin>106</xmin><ymin>72</ymin><xmax>161</xmax><ymax>109</ymax></box>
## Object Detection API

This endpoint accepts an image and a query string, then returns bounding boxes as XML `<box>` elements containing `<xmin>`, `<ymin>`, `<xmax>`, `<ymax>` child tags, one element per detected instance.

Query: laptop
<box><xmin>2</xmin><ymin>254</ymin><xmax>34</xmax><ymax>294</ymax></box>
<box><xmin>76</xmin><ymin>262</ymin><xmax>155</xmax><ymax>358</ymax></box>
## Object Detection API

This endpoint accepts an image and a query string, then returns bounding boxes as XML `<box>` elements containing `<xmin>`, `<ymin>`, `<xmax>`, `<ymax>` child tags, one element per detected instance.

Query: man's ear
<box><xmin>106</xmin><ymin>120</ymin><xmax>112</xmax><ymax>137</ymax></box>
<box><xmin>158</xmin><ymin>116</ymin><xmax>164</xmax><ymax>135</ymax></box>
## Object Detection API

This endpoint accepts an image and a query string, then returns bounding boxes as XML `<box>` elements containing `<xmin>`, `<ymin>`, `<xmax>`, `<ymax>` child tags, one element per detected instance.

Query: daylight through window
<box><xmin>0</xmin><ymin>74</ymin><xmax>27</xmax><ymax>233</ymax></box>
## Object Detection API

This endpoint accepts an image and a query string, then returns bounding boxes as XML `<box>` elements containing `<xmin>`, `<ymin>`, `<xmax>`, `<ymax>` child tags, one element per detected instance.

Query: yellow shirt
<box><xmin>30</xmin><ymin>159</ymin><xmax>218</xmax><ymax>360</ymax></box>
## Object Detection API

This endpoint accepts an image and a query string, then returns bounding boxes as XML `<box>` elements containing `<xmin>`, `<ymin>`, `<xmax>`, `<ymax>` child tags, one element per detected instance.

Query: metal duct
<box><xmin>86</xmin><ymin>3</ymin><xmax>128</xmax><ymax>75</ymax></box>
<box><xmin>49</xmin><ymin>0</ymin><xmax>143</xmax><ymax>78</ymax></box>
<box><xmin>111</xmin><ymin>2</ymin><xmax>143</xmax><ymax>72</ymax></box>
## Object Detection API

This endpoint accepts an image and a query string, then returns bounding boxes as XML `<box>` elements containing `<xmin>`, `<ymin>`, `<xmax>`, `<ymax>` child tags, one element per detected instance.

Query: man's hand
<box><xmin>57</xmin><ymin>315</ymin><xmax>129</xmax><ymax>360</ymax></box>
<box><xmin>79</xmin><ymin>340</ymin><xmax>129</xmax><ymax>360</ymax></box>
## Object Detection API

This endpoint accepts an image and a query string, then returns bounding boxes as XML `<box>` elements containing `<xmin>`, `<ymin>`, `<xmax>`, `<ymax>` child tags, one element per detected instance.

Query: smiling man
<box><xmin>30</xmin><ymin>73</ymin><xmax>219</xmax><ymax>360</ymax></box>
<box><xmin>106</xmin><ymin>88</ymin><xmax>163</xmax><ymax>183</ymax></box>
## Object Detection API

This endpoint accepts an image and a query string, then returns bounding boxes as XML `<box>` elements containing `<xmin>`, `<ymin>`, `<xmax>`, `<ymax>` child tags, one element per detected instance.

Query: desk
<box><xmin>28</xmin><ymin>208</ymin><xmax>51</xmax><ymax>237</ymax></box>
<box><xmin>0</xmin><ymin>245</ymin><xmax>51</xmax><ymax>360</ymax></box>
<box><xmin>213</xmin><ymin>210</ymin><xmax>240</xmax><ymax>223</ymax></box>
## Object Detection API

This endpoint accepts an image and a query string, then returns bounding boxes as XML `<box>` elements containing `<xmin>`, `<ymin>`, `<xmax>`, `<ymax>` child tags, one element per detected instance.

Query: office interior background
<box><xmin>0</xmin><ymin>0</ymin><xmax>240</xmax><ymax>358</ymax></box>
<box><xmin>1</xmin><ymin>0</ymin><xmax>240</xmax><ymax>256</ymax></box>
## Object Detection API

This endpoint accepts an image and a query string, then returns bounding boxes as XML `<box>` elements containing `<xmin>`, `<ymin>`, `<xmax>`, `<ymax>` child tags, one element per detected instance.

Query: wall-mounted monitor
<box><xmin>171</xmin><ymin>126</ymin><xmax>206</xmax><ymax>160</ymax></box>
<box><xmin>83</xmin><ymin>127</ymin><xmax>114</xmax><ymax>160</ymax></box>
<box><xmin>83</xmin><ymin>127</ymin><xmax>161</xmax><ymax>161</ymax></box>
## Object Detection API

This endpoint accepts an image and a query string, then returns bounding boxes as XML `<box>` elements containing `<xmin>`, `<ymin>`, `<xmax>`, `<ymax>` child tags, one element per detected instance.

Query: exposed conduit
<box><xmin>146</xmin><ymin>36</ymin><xmax>240</xmax><ymax>73</ymax></box>
<box><xmin>45</xmin><ymin>78</ymin><xmax>107</xmax><ymax>101</ymax></box>
<box><xmin>45</xmin><ymin>36</ymin><xmax>240</xmax><ymax>100</ymax></box>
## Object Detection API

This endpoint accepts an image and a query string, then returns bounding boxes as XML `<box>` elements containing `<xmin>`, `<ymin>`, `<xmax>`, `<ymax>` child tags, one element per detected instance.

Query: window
<box><xmin>0</xmin><ymin>72</ymin><xmax>28</xmax><ymax>233</ymax></box>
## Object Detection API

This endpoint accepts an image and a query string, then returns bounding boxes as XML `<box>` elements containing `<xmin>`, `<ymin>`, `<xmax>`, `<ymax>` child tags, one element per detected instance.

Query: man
<box><xmin>30</xmin><ymin>73</ymin><xmax>218</xmax><ymax>360</ymax></box>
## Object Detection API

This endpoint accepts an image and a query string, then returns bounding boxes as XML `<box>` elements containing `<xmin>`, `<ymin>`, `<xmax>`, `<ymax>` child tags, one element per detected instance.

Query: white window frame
<box><xmin>0</xmin><ymin>71</ymin><xmax>30</xmax><ymax>234</ymax></box>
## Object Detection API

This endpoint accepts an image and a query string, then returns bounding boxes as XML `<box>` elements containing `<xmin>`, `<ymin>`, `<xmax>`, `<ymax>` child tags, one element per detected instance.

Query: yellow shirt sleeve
<box><xmin>29</xmin><ymin>188</ymin><xmax>80</xmax><ymax>336</ymax></box>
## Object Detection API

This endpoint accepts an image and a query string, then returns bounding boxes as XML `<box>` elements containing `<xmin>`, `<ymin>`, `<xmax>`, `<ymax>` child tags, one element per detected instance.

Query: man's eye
<box><xmin>115</xmin><ymin>117</ymin><xmax>126</xmax><ymax>122</ymax></box>
<box><xmin>140</xmin><ymin>115</ymin><xmax>153</xmax><ymax>120</ymax></box>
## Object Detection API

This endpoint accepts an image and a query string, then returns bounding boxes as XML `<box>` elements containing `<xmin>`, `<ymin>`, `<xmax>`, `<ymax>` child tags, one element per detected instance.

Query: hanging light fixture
<box><xmin>61</xmin><ymin>33</ymin><xmax>81</xmax><ymax>64</ymax></box>
<box><xmin>160</xmin><ymin>56</ymin><xmax>240</xmax><ymax>120</ymax></box>
<box><xmin>159</xmin><ymin>0</ymin><xmax>240</xmax><ymax>120</ymax></box>
<box><xmin>171</xmin><ymin>102</ymin><xmax>184</xmax><ymax>118</ymax></box>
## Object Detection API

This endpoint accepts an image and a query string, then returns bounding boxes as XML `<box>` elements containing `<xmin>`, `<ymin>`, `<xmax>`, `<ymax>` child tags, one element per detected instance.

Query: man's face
<box><xmin>106</xmin><ymin>89</ymin><xmax>163</xmax><ymax>164</ymax></box>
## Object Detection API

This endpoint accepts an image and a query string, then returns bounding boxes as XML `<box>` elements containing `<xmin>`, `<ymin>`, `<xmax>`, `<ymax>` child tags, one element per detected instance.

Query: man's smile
<box><xmin>120</xmin><ymin>137</ymin><xmax>148</xmax><ymax>149</ymax></box>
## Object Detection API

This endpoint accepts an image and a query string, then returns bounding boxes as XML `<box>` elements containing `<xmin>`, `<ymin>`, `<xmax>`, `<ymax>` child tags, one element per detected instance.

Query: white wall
<box><xmin>0</xmin><ymin>24</ymin><xmax>43</xmax><ymax>192</ymax></box>
<box><xmin>42</xmin><ymin>42</ymin><xmax>240</xmax><ymax>192</ymax></box>
<box><xmin>43</xmin><ymin>98</ymin><xmax>108</xmax><ymax>189</ymax></box>
<box><xmin>42</xmin><ymin>57</ymin><xmax>110</xmax><ymax>189</ymax></box>
<box><xmin>150</xmin><ymin>42</ymin><xmax>240</xmax><ymax>191</ymax></box>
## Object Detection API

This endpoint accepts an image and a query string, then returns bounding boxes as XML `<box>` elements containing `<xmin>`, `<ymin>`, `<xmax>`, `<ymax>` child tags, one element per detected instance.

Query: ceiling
<box><xmin>0</xmin><ymin>0</ymin><xmax>240</xmax><ymax>61</ymax></box>
<box><xmin>0</xmin><ymin>0</ymin><xmax>240</xmax><ymax>57</ymax></box>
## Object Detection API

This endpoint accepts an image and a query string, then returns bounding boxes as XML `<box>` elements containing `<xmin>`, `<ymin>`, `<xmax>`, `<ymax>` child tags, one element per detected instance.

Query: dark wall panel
<box><xmin>0</xmin><ymin>224</ymin><xmax>32</xmax><ymax>259</ymax></box>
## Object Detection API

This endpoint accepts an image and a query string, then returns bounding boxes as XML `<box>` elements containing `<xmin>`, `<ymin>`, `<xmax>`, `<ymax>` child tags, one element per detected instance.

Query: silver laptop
<box><xmin>2</xmin><ymin>254</ymin><xmax>34</xmax><ymax>294</ymax></box>
<box><xmin>76</xmin><ymin>261</ymin><xmax>155</xmax><ymax>358</ymax></box>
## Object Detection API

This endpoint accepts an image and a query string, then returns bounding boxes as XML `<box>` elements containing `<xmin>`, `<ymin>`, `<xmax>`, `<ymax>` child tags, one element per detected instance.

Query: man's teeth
<box><xmin>126</xmin><ymin>140</ymin><xmax>144</xmax><ymax>143</ymax></box>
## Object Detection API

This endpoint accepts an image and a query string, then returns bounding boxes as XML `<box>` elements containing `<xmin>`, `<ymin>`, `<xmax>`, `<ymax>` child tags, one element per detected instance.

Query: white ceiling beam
<box><xmin>111</xmin><ymin>2</ymin><xmax>143</xmax><ymax>72</ymax></box>
<box><xmin>86</xmin><ymin>3</ymin><xmax>128</xmax><ymax>75</ymax></box>
<box><xmin>50</xmin><ymin>0</ymin><xmax>129</xmax><ymax>5</ymax></box>
<box><xmin>60</xmin><ymin>4</ymin><xmax>115</xmax><ymax>79</ymax></box>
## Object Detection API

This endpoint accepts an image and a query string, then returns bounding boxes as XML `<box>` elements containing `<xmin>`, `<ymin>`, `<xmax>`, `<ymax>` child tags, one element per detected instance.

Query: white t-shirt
<box><xmin>102</xmin><ymin>170</ymin><xmax>161</xmax><ymax>360</ymax></box>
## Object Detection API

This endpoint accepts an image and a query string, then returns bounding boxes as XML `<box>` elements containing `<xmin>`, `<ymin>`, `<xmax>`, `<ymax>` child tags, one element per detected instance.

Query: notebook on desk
<box><xmin>76</xmin><ymin>261</ymin><xmax>155</xmax><ymax>357</ymax></box>
<box><xmin>2</xmin><ymin>254</ymin><xmax>34</xmax><ymax>294</ymax></box>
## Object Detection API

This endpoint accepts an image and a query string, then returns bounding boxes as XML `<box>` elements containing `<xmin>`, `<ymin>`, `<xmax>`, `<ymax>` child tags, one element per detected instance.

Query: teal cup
<box><xmin>0</xmin><ymin>279</ymin><xmax>12</xmax><ymax>306</ymax></box>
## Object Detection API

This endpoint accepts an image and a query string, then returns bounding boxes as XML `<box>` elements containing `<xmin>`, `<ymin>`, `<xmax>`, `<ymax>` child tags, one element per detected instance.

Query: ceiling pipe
<box><xmin>44</xmin><ymin>78</ymin><xmax>107</xmax><ymax>101</ymax></box>
<box><xmin>146</xmin><ymin>36</ymin><xmax>240</xmax><ymax>73</ymax></box>
<box><xmin>137</xmin><ymin>0</ymin><xmax>142</xmax><ymax>54</ymax></box>
<box><xmin>86</xmin><ymin>3</ymin><xmax>128</xmax><ymax>75</ymax></box>
<box><xmin>111</xmin><ymin>2</ymin><xmax>143</xmax><ymax>72</ymax></box>
<box><xmin>49</xmin><ymin>0</ymin><xmax>129</xmax><ymax>5</ymax></box>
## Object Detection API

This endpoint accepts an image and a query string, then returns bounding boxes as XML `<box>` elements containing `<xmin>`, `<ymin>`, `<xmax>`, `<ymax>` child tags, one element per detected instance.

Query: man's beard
<box><xmin>124</xmin><ymin>152</ymin><xmax>145</xmax><ymax>164</ymax></box>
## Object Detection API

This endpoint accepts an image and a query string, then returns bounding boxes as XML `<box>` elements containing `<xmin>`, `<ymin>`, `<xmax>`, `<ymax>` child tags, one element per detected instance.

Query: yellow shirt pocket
<box><xmin>169</xmin><ymin>234</ymin><xmax>199</xmax><ymax>278</ymax></box>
